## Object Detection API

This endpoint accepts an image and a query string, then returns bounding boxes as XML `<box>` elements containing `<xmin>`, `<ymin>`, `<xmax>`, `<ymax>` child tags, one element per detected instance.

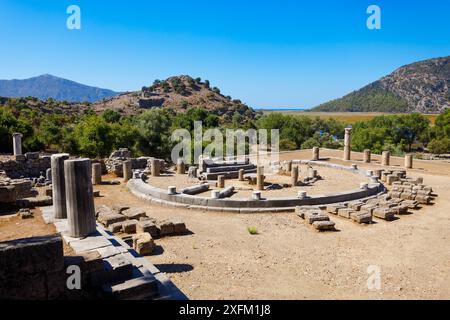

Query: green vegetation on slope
<box><xmin>313</xmin><ymin>83</ymin><xmax>409</xmax><ymax>113</ymax></box>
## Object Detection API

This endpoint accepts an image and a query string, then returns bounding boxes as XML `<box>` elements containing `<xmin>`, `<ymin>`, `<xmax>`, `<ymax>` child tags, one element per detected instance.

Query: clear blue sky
<box><xmin>1</xmin><ymin>0</ymin><xmax>450</xmax><ymax>108</ymax></box>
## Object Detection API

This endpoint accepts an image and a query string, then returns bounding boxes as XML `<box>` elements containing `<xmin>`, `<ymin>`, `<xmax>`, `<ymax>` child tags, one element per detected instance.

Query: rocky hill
<box><xmin>92</xmin><ymin>75</ymin><xmax>257</xmax><ymax>121</ymax></box>
<box><xmin>0</xmin><ymin>74</ymin><xmax>118</xmax><ymax>103</ymax></box>
<box><xmin>313</xmin><ymin>56</ymin><xmax>450</xmax><ymax>113</ymax></box>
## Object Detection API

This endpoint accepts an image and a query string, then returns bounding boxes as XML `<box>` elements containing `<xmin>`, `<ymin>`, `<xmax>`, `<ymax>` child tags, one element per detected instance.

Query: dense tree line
<box><xmin>1</xmin><ymin>104</ymin><xmax>450</xmax><ymax>160</ymax></box>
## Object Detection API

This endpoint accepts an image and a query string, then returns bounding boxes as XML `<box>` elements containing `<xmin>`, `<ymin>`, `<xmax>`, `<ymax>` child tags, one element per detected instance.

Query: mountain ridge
<box><xmin>312</xmin><ymin>56</ymin><xmax>450</xmax><ymax>114</ymax></box>
<box><xmin>0</xmin><ymin>74</ymin><xmax>118</xmax><ymax>103</ymax></box>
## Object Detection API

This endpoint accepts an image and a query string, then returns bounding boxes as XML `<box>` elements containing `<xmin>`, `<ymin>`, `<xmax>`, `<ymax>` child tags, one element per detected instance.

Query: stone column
<box><xmin>51</xmin><ymin>153</ymin><xmax>69</xmax><ymax>219</ymax></box>
<box><xmin>64</xmin><ymin>159</ymin><xmax>96</xmax><ymax>238</ymax></box>
<box><xmin>343</xmin><ymin>128</ymin><xmax>352</xmax><ymax>161</ymax></box>
<box><xmin>287</xmin><ymin>161</ymin><xmax>293</xmax><ymax>173</ymax></box>
<box><xmin>177</xmin><ymin>159</ymin><xmax>186</xmax><ymax>174</ymax></box>
<box><xmin>382</xmin><ymin>151</ymin><xmax>391</xmax><ymax>166</ymax></box>
<box><xmin>312</xmin><ymin>147</ymin><xmax>320</xmax><ymax>161</ymax></box>
<box><xmin>151</xmin><ymin>159</ymin><xmax>160</xmax><ymax>177</ymax></box>
<box><xmin>12</xmin><ymin>133</ymin><xmax>23</xmax><ymax>156</ymax></box>
<box><xmin>238</xmin><ymin>169</ymin><xmax>245</xmax><ymax>182</ymax></box>
<box><xmin>46</xmin><ymin>168</ymin><xmax>52</xmax><ymax>181</ymax></box>
<box><xmin>123</xmin><ymin>160</ymin><xmax>132</xmax><ymax>182</ymax></box>
<box><xmin>405</xmin><ymin>154</ymin><xmax>413</xmax><ymax>169</ymax></box>
<box><xmin>291</xmin><ymin>166</ymin><xmax>299</xmax><ymax>187</ymax></box>
<box><xmin>257</xmin><ymin>166</ymin><xmax>265</xmax><ymax>191</ymax></box>
<box><xmin>363</xmin><ymin>149</ymin><xmax>371</xmax><ymax>163</ymax></box>
<box><xmin>92</xmin><ymin>163</ymin><xmax>102</xmax><ymax>185</ymax></box>
<box><xmin>217</xmin><ymin>175</ymin><xmax>226</xmax><ymax>189</ymax></box>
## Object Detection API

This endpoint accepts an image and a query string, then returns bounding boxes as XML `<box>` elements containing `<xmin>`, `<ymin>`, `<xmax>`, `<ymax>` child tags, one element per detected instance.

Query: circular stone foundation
<box><xmin>127</xmin><ymin>160</ymin><xmax>386</xmax><ymax>213</ymax></box>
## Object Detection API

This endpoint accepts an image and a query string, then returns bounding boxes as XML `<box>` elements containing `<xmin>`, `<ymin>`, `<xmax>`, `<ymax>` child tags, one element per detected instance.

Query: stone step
<box><xmin>203</xmin><ymin>168</ymin><xmax>257</xmax><ymax>180</ymax></box>
<box><xmin>206</xmin><ymin>164</ymin><xmax>256</xmax><ymax>173</ymax></box>
<box><xmin>102</xmin><ymin>276</ymin><xmax>159</xmax><ymax>300</ymax></box>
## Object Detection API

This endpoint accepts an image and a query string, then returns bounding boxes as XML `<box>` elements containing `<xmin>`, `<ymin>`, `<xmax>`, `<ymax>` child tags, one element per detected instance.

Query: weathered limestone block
<box><xmin>122</xmin><ymin>220</ymin><xmax>138</xmax><ymax>234</ymax></box>
<box><xmin>108</xmin><ymin>222</ymin><xmax>124</xmax><ymax>233</ymax></box>
<box><xmin>122</xmin><ymin>208</ymin><xmax>147</xmax><ymax>220</ymax></box>
<box><xmin>132</xmin><ymin>233</ymin><xmax>155</xmax><ymax>255</ymax></box>
<box><xmin>337</xmin><ymin>208</ymin><xmax>355</xmax><ymax>219</ymax></box>
<box><xmin>387</xmin><ymin>175</ymin><xmax>399</xmax><ymax>185</ymax></box>
<box><xmin>157</xmin><ymin>221</ymin><xmax>175</xmax><ymax>237</ymax></box>
<box><xmin>137</xmin><ymin>220</ymin><xmax>159</xmax><ymax>238</ymax></box>
<box><xmin>415</xmin><ymin>195</ymin><xmax>432</xmax><ymax>205</ymax></box>
<box><xmin>0</xmin><ymin>185</ymin><xmax>17</xmax><ymax>203</ymax></box>
<box><xmin>172</xmin><ymin>220</ymin><xmax>187</xmax><ymax>235</ymax></box>
<box><xmin>312</xmin><ymin>221</ymin><xmax>335</xmax><ymax>231</ymax></box>
<box><xmin>372</xmin><ymin>208</ymin><xmax>396</xmax><ymax>221</ymax></box>
<box><xmin>348</xmin><ymin>201</ymin><xmax>365</xmax><ymax>211</ymax></box>
<box><xmin>98</xmin><ymin>213</ymin><xmax>127</xmax><ymax>227</ymax></box>
<box><xmin>326</xmin><ymin>204</ymin><xmax>347</xmax><ymax>215</ymax></box>
<box><xmin>351</xmin><ymin>211</ymin><xmax>372</xmax><ymax>224</ymax></box>
<box><xmin>305</xmin><ymin>211</ymin><xmax>330</xmax><ymax>224</ymax></box>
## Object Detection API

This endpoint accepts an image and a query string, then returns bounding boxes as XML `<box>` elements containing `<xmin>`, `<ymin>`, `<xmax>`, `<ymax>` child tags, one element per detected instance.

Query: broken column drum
<box><xmin>51</xmin><ymin>153</ymin><xmax>70</xmax><ymax>219</ymax></box>
<box><xmin>151</xmin><ymin>159</ymin><xmax>160</xmax><ymax>177</ymax></box>
<box><xmin>291</xmin><ymin>166</ymin><xmax>299</xmax><ymax>187</ymax></box>
<box><xmin>64</xmin><ymin>159</ymin><xmax>96</xmax><ymax>238</ymax></box>
<box><xmin>382</xmin><ymin>151</ymin><xmax>391</xmax><ymax>166</ymax></box>
<box><xmin>92</xmin><ymin>163</ymin><xmax>102</xmax><ymax>185</ymax></box>
<box><xmin>123</xmin><ymin>160</ymin><xmax>132</xmax><ymax>182</ymax></box>
<box><xmin>257</xmin><ymin>166</ymin><xmax>265</xmax><ymax>191</ymax></box>
<box><xmin>363</xmin><ymin>149</ymin><xmax>371</xmax><ymax>163</ymax></box>
<box><xmin>312</xmin><ymin>147</ymin><xmax>320</xmax><ymax>161</ymax></box>
<box><xmin>177</xmin><ymin>159</ymin><xmax>186</xmax><ymax>174</ymax></box>
<box><xmin>405</xmin><ymin>154</ymin><xmax>413</xmax><ymax>169</ymax></box>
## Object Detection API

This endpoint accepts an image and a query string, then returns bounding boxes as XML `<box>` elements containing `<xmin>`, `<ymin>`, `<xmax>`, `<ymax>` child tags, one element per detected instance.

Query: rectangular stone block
<box><xmin>351</xmin><ymin>211</ymin><xmax>372</xmax><ymax>224</ymax></box>
<box><xmin>122</xmin><ymin>220</ymin><xmax>138</xmax><ymax>234</ymax></box>
<box><xmin>122</xmin><ymin>208</ymin><xmax>147</xmax><ymax>220</ymax></box>
<box><xmin>326</xmin><ymin>204</ymin><xmax>346</xmax><ymax>215</ymax></box>
<box><xmin>158</xmin><ymin>221</ymin><xmax>175</xmax><ymax>236</ymax></box>
<box><xmin>132</xmin><ymin>233</ymin><xmax>155</xmax><ymax>256</ymax></box>
<box><xmin>312</xmin><ymin>221</ymin><xmax>335</xmax><ymax>231</ymax></box>
<box><xmin>348</xmin><ymin>201</ymin><xmax>364</xmax><ymax>211</ymax></box>
<box><xmin>0</xmin><ymin>234</ymin><xmax>64</xmax><ymax>276</ymax></box>
<box><xmin>415</xmin><ymin>195</ymin><xmax>431</xmax><ymax>205</ymax></box>
<box><xmin>98</xmin><ymin>213</ymin><xmax>127</xmax><ymax>227</ymax></box>
<box><xmin>136</xmin><ymin>220</ymin><xmax>159</xmax><ymax>238</ymax></box>
<box><xmin>373</xmin><ymin>208</ymin><xmax>396</xmax><ymax>221</ymax></box>
<box><xmin>108</xmin><ymin>222</ymin><xmax>124</xmax><ymax>233</ymax></box>
<box><xmin>305</xmin><ymin>212</ymin><xmax>330</xmax><ymax>224</ymax></box>
<box><xmin>337</xmin><ymin>208</ymin><xmax>354</xmax><ymax>219</ymax></box>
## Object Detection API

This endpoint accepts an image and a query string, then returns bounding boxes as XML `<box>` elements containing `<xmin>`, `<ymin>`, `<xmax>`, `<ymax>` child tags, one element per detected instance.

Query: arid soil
<box><xmin>0</xmin><ymin>207</ymin><xmax>74</xmax><ymax>256</ymax></box>
<box><xmin>1</xmin><ymin>149</ymin><xmax>449</xmax><ymax>300</ymax></box>
<box><xmin>149</xmin><ymin>164</ymin><xmax>367</xmax><ymax>198</ymax></box>
<box><xmin>94</xmin><ymin>150</ymin><xmax>450</xmax><ymax>300</ymax></box>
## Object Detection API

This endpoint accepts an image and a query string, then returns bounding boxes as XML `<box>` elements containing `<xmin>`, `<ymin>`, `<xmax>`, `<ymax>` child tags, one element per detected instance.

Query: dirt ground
<box><xmin>1</xmin><ymin>149</ymin><xmax>449</xmax><ymax>300</ymax></box>
<box><xmin>93</xmin><ymin>150</ymin><xmax>450</xmax><ymax>300</ymax></box>
<box><xmin>0</xmin><ymin>207</ymin><xmax>74</xmax><ymax>256</ymax></box>
<box><xmin>149</xmin><ymin>164</ymin><xmax>367</xmax><ymax>198</ymax></box>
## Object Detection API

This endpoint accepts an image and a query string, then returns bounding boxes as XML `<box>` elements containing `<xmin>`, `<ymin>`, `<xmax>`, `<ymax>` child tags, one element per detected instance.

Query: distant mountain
<box><xmin>312</xmin><ymin>56</ymin><xmax>450</xmax><ymax>114</ymax></box>
<box><xmin>0</xmin><ymin>74</ymin><xmax>118</xmax><ymax>102</ymax></box>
